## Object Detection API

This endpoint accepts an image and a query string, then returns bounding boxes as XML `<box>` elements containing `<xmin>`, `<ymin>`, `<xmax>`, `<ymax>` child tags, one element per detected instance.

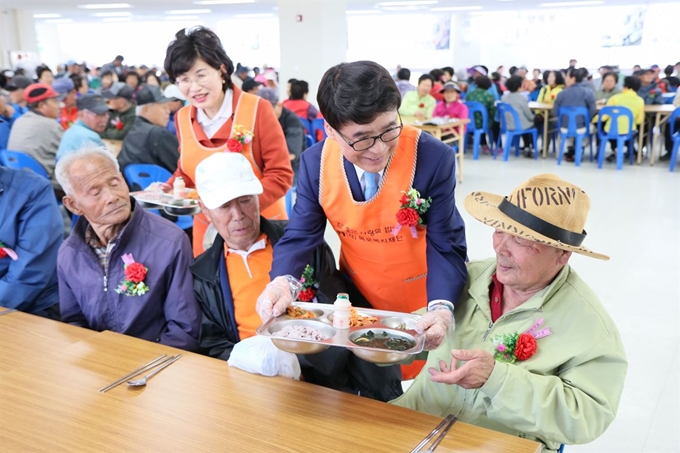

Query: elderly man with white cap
<box><xmin>191</xmin><ymin>152</ymin><xmax>403</xmax><ymax>401</ymax></box>
<box><xmin>392</xmin><ymin>174</ymin><xmax>627</xmax><ymax>452</ymax></box>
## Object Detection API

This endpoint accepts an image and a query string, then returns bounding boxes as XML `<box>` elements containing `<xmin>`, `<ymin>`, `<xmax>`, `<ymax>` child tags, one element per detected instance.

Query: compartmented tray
<box><xmin>256</xmin><ymin>302</ymin><xmax>424</xmax><ymax>364</ymax></box>
<box><xmin>131</xmin><ymin>190</ymin><xmax>201</xmax><ymax>216</ymax></box>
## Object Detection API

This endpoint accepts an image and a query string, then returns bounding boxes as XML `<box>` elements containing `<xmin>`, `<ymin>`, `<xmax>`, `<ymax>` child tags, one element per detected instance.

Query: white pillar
<box><xmin>450</xmin><ymin>13</ymin><xmax>482</xmax><ymax>73</ymax></box>
<box><xmin>278</xmin><ymin>0</ymin><xmax>347</xmax><ymax>105</ymax></box>
<box><xmin>0</xmin><ymin>9</ymin><xmax>39</xmax><ymax>69</ymax></box>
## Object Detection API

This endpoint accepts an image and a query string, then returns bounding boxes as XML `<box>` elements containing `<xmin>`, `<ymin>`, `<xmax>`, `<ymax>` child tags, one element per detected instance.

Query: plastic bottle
<box><xmin>173</xmin><ymin>177</ymin><xmax>185</xmax><ymax>199</ymax></box>
<box><xmin>332</xmin><ymin>293</ymin><xmax>351</xmax><ymax>329</ymax></box>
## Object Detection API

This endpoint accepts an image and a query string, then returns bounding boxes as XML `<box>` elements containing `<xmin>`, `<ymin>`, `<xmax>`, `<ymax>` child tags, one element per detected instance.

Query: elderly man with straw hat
<box><xmin>392</xmin><ymin>174</ymin><xmax>627</xmax><ymax>452</ymax></box>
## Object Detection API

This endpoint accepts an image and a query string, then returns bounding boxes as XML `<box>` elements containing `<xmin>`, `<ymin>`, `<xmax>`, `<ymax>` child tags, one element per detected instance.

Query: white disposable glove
<box><xmin>256</xmin><ymin>275</ymin><xmax>302</xmax><ymax>321</ymax></box>
<box><xmin>415</xmin><ymin>305</ymin><xmax>455</xmax><ymax>351</ymax></box>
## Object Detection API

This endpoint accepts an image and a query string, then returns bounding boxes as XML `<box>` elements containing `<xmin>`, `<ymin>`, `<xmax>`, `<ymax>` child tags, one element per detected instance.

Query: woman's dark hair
<box><xmin>542</xmin><ymin>70</ymin><xmax>551</xmax><ymax>84</ymax></box>
<box><xmin>429</xmin><ymin>68</ymin><xmax>444</xmax><ymax>82</ymax></box>
<box><xmin>664</xmin><ymin>65</ymin><xmax>674</xmax><ymax>77</ymax></box>
<box><xmin>317</xmin><ymin>61</ymin><xmax>401</xmax><ymax>131</ymax></box>
<box><xmin>290</xmin><ymin>80</ymin><xmax>309</xmax><ymax>100</ymax></box>
<box><xmin>287</xmin><ymin>78</ymin><xmax>298</xmax><ymax>84</ymax></box>
<box><xmin>144</xmin><ymin>71</ymin><xmax>162</xmax><ymax>86</ymax></box>
<box><xmin>418</xmin><ymin>74</ymin><xmax>434</xmax><ymax>86</ymax></box>
<box><xmin>550</xmin><ymin>70</ymin><xmax>566</xmax><ymax>86</ymax></box>
<box><xmin>124</xmin><ymin>71</ymin><xmax>140</xmax><ymax>84</ymax></box>
<box><xmin>36</xmin><ymin>65</ymin><xmax>52</xmax><ymax>80</ymax></box>
<box><xmin>69</xmin><ymin>74</ymin><xmax>85</xmax><ymax>90</ymax></box>
<box><xmin>505</xmin><ymin>75</ymin><xmax>523</xmax><ymax>93</ymax></box>
<box><xmin>602</xmin><ymin>71</ymin><xmax>618</xmax><ymax>84</ymax></box>
<box><xmin>509</xmin><ymin>66</ymin><xmax>518</xmax><ymax>76</ymax></box>
<box><xmin>474</xmin><ymin>75</ymin><xmax>491</xmax><ymax>90</ymax></box>
<box><xmin>568</xmin><ymin>67</ymin><xmax>586</xmax><ymax>83</ymax></box>
<box><xmin>164</xmin><ymin>26</ymin><xmax>234</xmax><ymax>91</ymax></box>
<box><xmin>397</xmin><ymin>67</ymin><xmax>411</xmax><ymax>81</ymax></box>
<box><xmin>491</xmin><ymin>72</ymin><xmax>501</xmax><ymax>82</ymax></box>
<box><xmin>624</xmin><ymin>76</ymin><xmax>641</xmax><ymax>92</ymax></box>
<box><xmin>441</xmin><ymin>66</ymin><xmax>454</xmax><ymax>77</ymax></box>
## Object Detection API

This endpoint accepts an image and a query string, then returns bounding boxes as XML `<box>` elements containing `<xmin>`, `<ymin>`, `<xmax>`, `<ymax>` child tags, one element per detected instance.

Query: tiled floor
<box><xmin>323</xmin><ymin>151</ymin><xmax>680</xmax><ymax>453</ymax></box>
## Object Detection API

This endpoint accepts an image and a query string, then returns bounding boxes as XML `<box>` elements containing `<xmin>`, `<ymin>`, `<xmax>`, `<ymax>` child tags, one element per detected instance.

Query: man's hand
<box><xmin>428</xmin><ymin>349</ymin><xmax>495</xmax><ymax>389</ymax></box>
<box><xmin>255</xmin><ymin>276</ymin><xmax>298</xmax><ymax>321</ymax></box>
<box><xmin>414</xmin><ymin>110</ymin><xmax>426</xmax><ymax>120</ymax></box>
<box><xmin>415</xmin><ymin>309</ymin><xmax>454</xmax><ymax>351</ymax></box>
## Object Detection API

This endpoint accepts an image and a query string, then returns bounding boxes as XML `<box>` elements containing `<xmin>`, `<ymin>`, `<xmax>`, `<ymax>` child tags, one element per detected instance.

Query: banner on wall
<box><xmin>601</xmin><ymin>8</ymin><xmax>646</xmax><ymax>47</ymax></box>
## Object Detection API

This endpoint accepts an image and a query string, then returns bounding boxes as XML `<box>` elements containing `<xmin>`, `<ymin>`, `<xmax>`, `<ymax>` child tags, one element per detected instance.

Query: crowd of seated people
<box><xmin>0</xmin><ymin>36</ymin><xmax>642</xmax><ymax>453</ymax></box>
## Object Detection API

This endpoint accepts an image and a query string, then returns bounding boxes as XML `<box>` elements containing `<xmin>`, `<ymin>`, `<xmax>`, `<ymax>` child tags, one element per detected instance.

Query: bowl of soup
<box><xmin>348</xmin><ymin>329</ymin><xmax>418</xmax><ymax>364</ymax></box>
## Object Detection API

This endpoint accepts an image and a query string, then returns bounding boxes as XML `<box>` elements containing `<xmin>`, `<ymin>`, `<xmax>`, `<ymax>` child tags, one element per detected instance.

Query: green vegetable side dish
<box><xmin>351</xmin><ymin>330</ymin><xmax>415</xmax><ymax>351</ymax></box>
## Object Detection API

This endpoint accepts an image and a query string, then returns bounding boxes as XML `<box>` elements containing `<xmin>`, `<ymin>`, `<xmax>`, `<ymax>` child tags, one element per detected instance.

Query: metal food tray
<box><xmin>256</xmin><ymin>302</ymin><xmax>424</xmax><ymax>364</ymax></box>
<box><xmin>131</xmin><ymin>190</ymin><xmax>201</xmax><ymax>216</ymax></box>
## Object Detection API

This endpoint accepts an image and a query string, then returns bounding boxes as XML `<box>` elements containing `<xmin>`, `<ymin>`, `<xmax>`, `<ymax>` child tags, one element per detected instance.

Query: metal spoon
<box><xmin>127</xmin><ymin>354</ymin><xmax>182</xmax><ymax>387</ymax></box>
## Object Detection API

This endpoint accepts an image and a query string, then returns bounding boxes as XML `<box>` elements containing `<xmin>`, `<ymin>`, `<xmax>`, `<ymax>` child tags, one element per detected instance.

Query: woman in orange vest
<box><xmin>257</xmin><ymin>61</ymin><xmax>468</xmax><ymax>380</ymax></box>
<box><xmin>163</xmin><ymin>27</ymin><xmax>293</xmax><ymax>256</ymax></box>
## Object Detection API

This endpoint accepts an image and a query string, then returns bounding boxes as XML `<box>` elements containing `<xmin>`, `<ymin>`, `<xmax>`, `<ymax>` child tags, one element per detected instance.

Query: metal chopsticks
<box><xmin>411</xmin><ymin>414</ymin><xmax>458</xmax><ymax>453</ymax></box>
<box><xmin>99</xmin><ymin>354</ymin><xmax>168</xmax><ymax>393</ymax></box>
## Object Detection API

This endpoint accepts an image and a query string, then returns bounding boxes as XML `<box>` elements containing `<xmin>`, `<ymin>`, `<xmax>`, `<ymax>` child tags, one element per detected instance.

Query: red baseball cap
<box><xmin>24</xmin><ymin>83</ymin><xmax>59</xmax><ymax>103</ymax></box>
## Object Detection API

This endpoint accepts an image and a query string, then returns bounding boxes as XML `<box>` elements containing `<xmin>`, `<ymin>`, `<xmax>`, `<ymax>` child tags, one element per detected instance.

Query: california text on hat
<box><xmin>24</xmin><ymin>83</ymin><xmax>59</xmax><ymax>104</ymax></box>
<box><xmin>463</xmin><ymin>174</ymin><xmax>609</xmax><ymax>260</ymax></box>
<box><xmin>101</xmin><ymin>82</ymin><xmax>134</xmax><ymax>101</ymax></box>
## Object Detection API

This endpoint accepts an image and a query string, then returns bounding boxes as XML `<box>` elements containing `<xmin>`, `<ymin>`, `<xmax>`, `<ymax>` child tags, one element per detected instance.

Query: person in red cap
<box><xmin>7</xmin><ymin>83</ymin><xmax>65</xmax><ymax>196</ymax></box>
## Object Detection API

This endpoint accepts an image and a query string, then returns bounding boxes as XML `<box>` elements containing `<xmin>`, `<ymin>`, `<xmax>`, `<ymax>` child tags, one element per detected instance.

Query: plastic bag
<box><xmin>228</xmin><ymin>335</ymin><xmax>301</xmax><ymax>380</ymax></box>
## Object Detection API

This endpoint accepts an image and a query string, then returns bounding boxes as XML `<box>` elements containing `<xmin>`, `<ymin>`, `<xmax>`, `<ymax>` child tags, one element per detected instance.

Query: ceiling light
<box><xmin>45</xmin><ymin>19</ymin><xmax>74</xmax><ymax>24</ymax></box>
<box><xmin>377</xmin><ymin>1</ymin><xmax>438</xmax><ymax>6</ymax></box>
<box><xmin>78</xmin><ymin>3</ymin><xmax>131</xmax><ymax>9</ymax></box>
<box><xmin>165</xmin><ymin>15</ymin><xmax>201</xmax><ymax>20</ymax></box>
<box><xmin>102</xmin><ymin>17</ymin><xmax>132</xmax><ymax>22</ymax></box>
<box><xmin>92</xmin><ymin>11</ymin><xmax>132</xmax><ymax>17</ymax></box>
<box><xmin>346</xmin><ymin>10</ymin><xmax>381</xmax><ymax>14</ymax></box>
<box><xmin>431</xmin><ymin>5</ymin><xmax>482</xmax><ymax>11</ymax></box>
<box><xmin>193</xmin><ymin>0</ymin><xmax>255</xmax><ymax>4</ymax></box>
<box><xmin>497</xmin><ymin>0</ymin><xmax>515</xmax><ymax>2</ymax></box>
<box><xmin>34</xmin><ymin>13</ymin><xmax>62</xmax><ymax>18</ymax></box>
<box><xmin>166</xmin><ymin>9</ymin><xmax>211</xmax><ymax>14</ymax></box>
<box><xmin>235</xmin><ymin>13</ymin><xmax>274</xmax><ymax>18</ymax></box>
<box><xmin>539</xmin><ymin>1</ymin><xmax>603</xmax><ymax>6</ymax></box>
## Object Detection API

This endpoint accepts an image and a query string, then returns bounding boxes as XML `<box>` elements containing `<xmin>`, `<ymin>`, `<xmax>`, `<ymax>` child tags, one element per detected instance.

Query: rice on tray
<box><xmin>279</xmin><ymin>325</ymin><xmax>325</xmax><ymax>341</ymax></box>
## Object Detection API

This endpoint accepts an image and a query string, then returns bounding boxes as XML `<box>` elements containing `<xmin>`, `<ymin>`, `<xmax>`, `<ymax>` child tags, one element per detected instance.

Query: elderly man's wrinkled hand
<box><xmin>415</xmin><ymin>309</ymin><xmax>454</xmax><ymax>350</ymax></box>
<box><xmin>255</xmin><ymin>276</ymin><xmax>296</xmax><ymax>321</ymax></box>
<box><xmin>428</xmin><ymin>349</ymin><xmax>495</xmax><ymax>389</ymax></box>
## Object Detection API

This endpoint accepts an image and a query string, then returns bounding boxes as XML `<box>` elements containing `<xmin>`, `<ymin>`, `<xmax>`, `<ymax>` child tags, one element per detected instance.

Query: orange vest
<box><xmin>177</xmin><ymin>91</ymin><xmax>288</xmax><ymax>255</ymax></box>
<box><xmin>319</xmin><ymin>125</ymin><xmax>428</xmax><ymax>313</ymax></box>
<box><xmin>319</xmin><ymin>125</ymin><xmax>428</xmax><ymax>380</ymax></box>
<box><xmin>225</xmin><ymin>235</ymin><xmax>273</xmax><ymax>340</ymax></box>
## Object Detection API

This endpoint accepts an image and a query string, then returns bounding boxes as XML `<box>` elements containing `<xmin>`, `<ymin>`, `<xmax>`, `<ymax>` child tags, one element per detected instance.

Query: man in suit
<box><xmin>256</xmin><ymin>61</ymin><xmax>468</xmax><ymax>379</ymax></box>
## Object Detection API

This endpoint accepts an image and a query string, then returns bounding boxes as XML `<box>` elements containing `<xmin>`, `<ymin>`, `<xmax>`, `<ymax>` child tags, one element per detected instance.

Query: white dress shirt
<box><xmin>196</xmin><ymin>89</ymin><xmax>234</xmax><ymax>139</ymax></box>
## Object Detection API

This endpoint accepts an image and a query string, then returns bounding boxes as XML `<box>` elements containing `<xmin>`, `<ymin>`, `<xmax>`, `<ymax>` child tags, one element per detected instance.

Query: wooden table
<box><xmin>102</xmin><ymin>138</ymin><xmax>123</xmax><ymax>157</ymax></box>
<box><xmin>403</xmin><ymin>117</ymin><xmax>470</xmax><ymax>183</ymax></box>
<box><xmin>528</xmin><ymin>101</ymin><xmax>554</xmax><ymax>158</ymax></box>
<box><xmin>0</xmin><ymin>313</ymin><xmax>541</xmax><ymax>452</ymax></box>
<box><xmin>643</xmin><ymin>104</ymin><xmax>676</xmax><ymax>165</ymax></box>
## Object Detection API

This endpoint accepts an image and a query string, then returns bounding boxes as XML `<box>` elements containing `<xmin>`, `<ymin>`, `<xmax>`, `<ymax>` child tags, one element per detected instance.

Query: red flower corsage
<box><xmin>0</xmin><ymin>241</ymin><xmax>18</xmax><ymax>260</ymax></box>
<box><xmin>491</xmin><ymin>318</ymin><xmax>552</xmax><ymax>363</ymax></box>
<box><xmin>297</xmin><ymin>264</ymin><xmax>319</xmax><ymax>302</ymax></box>
<box><xmin>392</xmin><ymin>189</ymin><xmax>431</xmax><ymax>239</ymax></box>
<box><xmin>227</xmin><ymin>124</ymin><xmax>253</xmax><ymax>152</ymax></box>
<box><xmin>115</xmin><ymin>253</ymin><xmax>150</xmax><ymax>296</ymax></box>
<box><xmin>418</xmin><ymin>103</ymin><xmax>425</xmax><ymax>109</ymax></box>
<box><xmin>111</xmin><ymin>118</ymin><xmax>124</xmax><ymax>130</ymax></box>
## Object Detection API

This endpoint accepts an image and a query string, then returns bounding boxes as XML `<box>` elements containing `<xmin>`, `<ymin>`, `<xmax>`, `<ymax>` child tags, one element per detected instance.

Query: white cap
<box><xmin>195</xmin><ymin>153</ymin><xmax>263</xmax><ymax>209</ymax></box>
<box><xmin>163</xmin><ymin>83</ymin><xmax>186</xmax><ymax>101</ymax></box>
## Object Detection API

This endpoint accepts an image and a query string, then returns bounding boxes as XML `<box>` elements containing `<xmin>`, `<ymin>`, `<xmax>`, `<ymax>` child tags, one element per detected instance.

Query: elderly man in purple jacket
<box><xmin>55</xmin><ymin>146</ymin><xmax>201</xmax><ymax>351</ymax></box>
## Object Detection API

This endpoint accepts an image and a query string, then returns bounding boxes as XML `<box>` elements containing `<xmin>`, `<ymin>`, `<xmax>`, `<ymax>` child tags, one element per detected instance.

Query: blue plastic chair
<box><xmin>556</xmin><ymin>106</ymin><xmax>593</xmax><ymax>166</ymax></box>
<box><xmin>305</xmin><ymin>134</ymin><xmax>314</xmax><ymax>149</ymax></box>
<box><xmin>285</xmin><ymin>185</ymin><xmax>296</xmax><ymax>218</ymax></box>
<box><xmin>496</xmin><ymin>103</ymin><xmax>538</xmax><ymax>161</ymax></box>
<box><xmin>123</xmin><ymin>164</ymin><xmax>193</xmax><ymax>230</ymax></box>
<box><xmin>558</xmin><ymin>444</ymin><xmax>565</xmax><ymax>453</ymax></box>
<box><xmin>464</xmin><ymin>101</ymin><xmax>494</xmax><ymax>159</ymax></box>
<box><xmin>667</xmin><ymin>107</ymin><xmax>680</xmax><ymax>172</ymax></box>
<box><xmin>595</xmin><ymin>106</ymin><xmax>636</xmax><ymax>170</ymax></box>
<box><xmin>0</xmin><ymin>149</ymin><xmax>49</xmax><ymax>178</ymax></box>
<box><xmin>0</xmin><ymin>118</ymin><xmax>10</xmax><ymax>150</ymax></box>
<box><xmin>310</xmin><ymin>118</ymin><xmax>327</xmax><ymax>143</ymax></box>
<box><xmin>298</xmin><ymin>117</ymin><xmax>313</xmax><ymax>136</ymax></box>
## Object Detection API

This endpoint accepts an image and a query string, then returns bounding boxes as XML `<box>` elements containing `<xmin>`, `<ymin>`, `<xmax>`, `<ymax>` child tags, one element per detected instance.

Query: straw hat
<box><xmin>464</xmin><ymin>174</ymin><xmax>609</xmax><ymax>260</ymax></box>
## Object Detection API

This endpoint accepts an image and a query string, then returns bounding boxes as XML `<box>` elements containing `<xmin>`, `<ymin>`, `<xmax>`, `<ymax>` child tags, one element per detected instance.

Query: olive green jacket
<box><xmin>392</xmin><ymin>258</ymin><xmax>627</xmax><ymax>452</ymax></box>
<box><xmin>100</xmin><ymin>104</ymin><xmax>136</xmax><ymax>140</ymax></box>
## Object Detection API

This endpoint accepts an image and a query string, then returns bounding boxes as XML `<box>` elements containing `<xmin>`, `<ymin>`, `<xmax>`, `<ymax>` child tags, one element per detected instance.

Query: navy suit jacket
<box><xmin>270</xmin><ymin>130</ymin><xmax>468</xmax><ymax>306</ymax></box>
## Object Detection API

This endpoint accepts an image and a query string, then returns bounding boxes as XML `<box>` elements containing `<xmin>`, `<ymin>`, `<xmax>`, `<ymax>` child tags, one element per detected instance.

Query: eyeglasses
<box><xmin>175</xmin><ymin>69</ymin><xmax>221</xmax><ymax>89</ymax></box>
<box><xmin>336</xmin><ymin>115</ymin><xmax>403</xmax><ymax>152</ymax></box>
